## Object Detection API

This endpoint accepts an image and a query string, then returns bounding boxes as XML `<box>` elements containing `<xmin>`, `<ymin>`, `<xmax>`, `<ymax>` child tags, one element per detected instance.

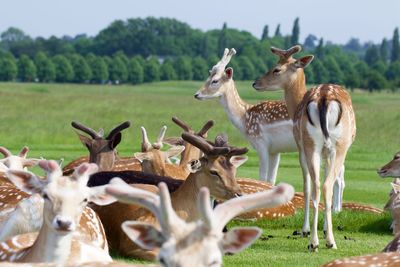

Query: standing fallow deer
<box><xmin>253</xmin><ymin>45</ymin><xmax>356</xmax><ymax>251</ymax></box>
<box><xmin>63</xmin><ymin>121</ymin><xmax>141</xmax><ymax>175</ymax></box>
<box><xmin>134</xmin><ymin>126</ymin><xmax>186</xmax><ymax>179</ymax></box>
<box><xmin>91</xmin><ymin>132</ymin><xmax>246</xmax><ymax>260</ymax></box>
<box><xmin>194</xmin><ymin>48</ymin><xmax>296</xmax><ymax>185</ymax></box>
<box><xmin>0</xmin><ymin>160</ymin><xmax>115</xmax><ymax>265</ymax></box>
<box><xmin>106</xmin><ymin>179</ymin><xmax>295</xmax><ymax>267</ymax></box>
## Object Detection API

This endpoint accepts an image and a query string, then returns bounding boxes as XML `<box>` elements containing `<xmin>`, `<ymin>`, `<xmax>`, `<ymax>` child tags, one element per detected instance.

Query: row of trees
<box><xmin>0</xmin><ymin>17</ymin><xmax>399</xmax><ymax>90</ymax></box>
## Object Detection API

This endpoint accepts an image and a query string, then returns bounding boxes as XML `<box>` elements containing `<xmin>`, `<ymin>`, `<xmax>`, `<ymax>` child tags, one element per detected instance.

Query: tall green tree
<box><xmin>52</xmin><ymin>55</ymin><xmax>74</xmax><ymax>82</ymax></box>
<box><xmin>0</xmin><ymin>53</ymin><xmax>17</xmax><ymax>81</ymax></box>
<box><xmin>69</xmin><ymin>54</ymin><xmax>92</xmax><ymax>83</ymax></box>
<box><xmin>86</xmin><ymin>54</ymin><xmax>108</xmax><ymax>83</ymax></box>
<box><xmin>380</xmin><ymin>38</ymin><xmax>389</xmax><ymax>63</ymax></box>
<box><xmin>109</xmin><ymin>56</ymin><xmax>128</xmax><ymax>83</ymax></box>
<box><xmin>323</xmin><ymin>56</ymin><xmax>344</xmax><ymax>84</ymax></box>
<box><xmin>160</xmin><ymin>59</ymin><xmax>177</xmax><ymax>81</ymax></box>
<box><xmin>366</xmin><ymin>70</ymin><xmax>388</xmax><ymax>92</ymax></box>
<box><xmin>192</xmin><ymin>57</ymin><xmax>208</xmax><ymax>81</ymax></box>
<box><xmin>128</xmin><ymin>57</ymin><xmax>144</xmax><ymax>84</ymax></box>
<box><xmin>364</xmin><ymin>45</ymin><xmax>380</xmax><ymax>65</ymax></box>
<box><xmin>261</xmin><ymin>25</ymin><xmax>269</xmax><ymax>40</ymax></box>
<box><xmin>385</xmin><ymin>60</ymin><xmax>400</xmax><ymax>88</ymax></box>
<box><xmin>312</xmin><ymin>59</ymin><xmax>329</xmax><ymax>84</ymax></box>
<box><xmin>144</xmin><ymin>57</ymin><xmax>160</xmax><ymax>83</ymax></box>
<box><xmin>17</xmin><ymin>55</ymin><xmax>36</xmax><ymax>82</ymax></box>
<box><xmin>392</xmin><ymin>27</ymin><xmax>400</xmax><ymax>62</ymax></box>
<box><xmin>291</xmin><ymin>17</ymin><xmax>300</xmax><ymax>46</ymax></box>
<box><xmin>237</xmin><ymin>56</ymin><xmax>255</xmax><ymax>80</ymax></box>
<box><xmin>217</xmin><ymin>23</ymin><xmax>228</xmax><ymax>53</ymax></box>
<box><xmin>34</xmin><ymin>52</ymin><xmax>55</xmax><ymax>82</ymax></box>
<box><xmin>174</xmin><ymin>56</ymin><xmax>193</xmax><ymax>80</ymax></box>
<box><xmin>274</xmin><ymin>24</ymin><xmax>281</xmax><ymax>37</ymax></box>
<box><xmin>315</xmin><ymin>38</ymin><xmax>324</xmax><ymax>59</ymax></box>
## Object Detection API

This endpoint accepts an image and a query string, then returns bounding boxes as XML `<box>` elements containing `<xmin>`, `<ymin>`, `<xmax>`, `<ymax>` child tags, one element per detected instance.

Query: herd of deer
<box><xmin>0</xmin><ymin>45</ymin><xmax>399</xmax><ymax>266</ymax></box>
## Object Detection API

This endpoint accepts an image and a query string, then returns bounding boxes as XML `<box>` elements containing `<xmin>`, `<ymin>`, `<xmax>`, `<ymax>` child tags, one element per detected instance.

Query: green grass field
<box><xmin>0</xmin><ymin>81</ymin><xmax>399</xmax><ymax>266</ymax></box>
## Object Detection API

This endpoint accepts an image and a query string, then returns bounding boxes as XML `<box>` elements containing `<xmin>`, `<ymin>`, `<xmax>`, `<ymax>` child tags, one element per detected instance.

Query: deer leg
<box><xmin>300</xmin><ymin>150</ymin><xmax>311</xmax><ymax>237</ymax></box>
<box><xmin>333</xmin><ymin>165</ymin><xmax>345</xmax><ymax>213</ymax></box>
<box><xmin>306</xmin><ymin>151</ymin><xmax>321</xmax><ymax>252</ymax></box>
<box><xmin>257</xmin><ymin>148</ymin><xmax>269</xmax><ymax>182</ymax></box>
<box><xmin>266</xmin><ymin>153</ymin><xmax>280</xmax><ymax>185</ymax></box>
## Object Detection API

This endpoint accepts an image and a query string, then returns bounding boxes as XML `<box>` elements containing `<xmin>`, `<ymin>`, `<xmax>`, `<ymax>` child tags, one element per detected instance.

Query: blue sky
<box><xmin>0</xmin><ymin>0</ymin><xmax>399</xmax><ymax>44</ymax></box>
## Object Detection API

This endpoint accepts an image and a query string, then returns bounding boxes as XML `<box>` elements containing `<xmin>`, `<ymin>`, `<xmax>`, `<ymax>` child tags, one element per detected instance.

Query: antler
<box><xmin>172</xmin><ymin>116</ymin><xmax>192</xmax><ymax>132</ymax></box>
<box><xmin>106</xmin><ymin>121</ymin><xmax>131</xmax><ymax>141</ymax></box>
<box><xmin>71</xmin><ymin>121</ymin><xmax>101</xmax><ymax>139</ymax></box>
<box><xmin>197</xmin><ymin>120</ymin><xmax>214</xmax><ymax>137</ymax></box>
<box><xmin>270</xmin><ymin>45</ymin><xmax>302</xmax><ymax>59</ymax></box>
<box><xmin>140</xmin><ymin>127</ymin><xmax>152</xmax><ymax>152</ymax></box>
<box><xmin>106</xmin><ymin>178</ymin><xmax>184</xmax><ymax>236</ymax></box>
<box><xmin>181</xmin><ymin>132</ymin><xmax>230</xmax><ymax>156</ymax></box>
<box><xmin>212</xmin><ymin>48</ymin><xmax>236</xmax><ymax>74</ymax></box>
<box><xmin>210</xmin><ymin>134</ymin><xmax>248</xmax><ymax>157</ymax></box>
<box><xmin>18</xmin><ymin>146</ymin><xmax>29</xmax><ymax>158</ymax></box>
<box><xmin>154</xmin><ymin>126</ymin><xmax>167</xmax><ymax>149</ymax></box>
<box><xmin>209</xmin><ymin>183</ymin><xmax>294</xmax><ymax>231</ymax></box>
<box><xmin>0</xmin><ymin>147</ymin><xmax>12</xmax><ymax>157</ymax></box>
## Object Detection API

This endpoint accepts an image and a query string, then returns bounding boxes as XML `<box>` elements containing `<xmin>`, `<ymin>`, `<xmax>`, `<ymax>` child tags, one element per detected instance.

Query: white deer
<box><xmin>106</xmin><ymin>178</ymin><xmax>295</xmax><ymax>267</ymax></box>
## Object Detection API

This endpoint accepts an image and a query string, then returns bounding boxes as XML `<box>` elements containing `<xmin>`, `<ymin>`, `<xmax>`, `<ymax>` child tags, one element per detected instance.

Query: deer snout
<box><xmin>53</xmin><ymin>216</ymin><xmax>75</xmax><ymax>232</ymax></box>
<box><xmin>377</xmin><ymin>168</ymin><xmax>388</xmax><ymax>177</ymax></box>
<box><xmin>194</xmin><ymin>93</ymin><xmax>200</xmax><ymax>99</ymax></box>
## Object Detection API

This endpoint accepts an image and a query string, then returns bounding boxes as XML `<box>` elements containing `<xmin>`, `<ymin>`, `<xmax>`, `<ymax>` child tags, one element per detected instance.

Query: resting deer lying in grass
<box><xmin>253</xmin><ymin>45</ymin><xmax>356</xmax><ymax>251</ymax></box>
<box><xmin>91</xmin><ymin>132</ymin><xmax>246</xmax><ymax>260</ymax></box>
<box><xmin>0</xmin><ymin>160</ymin><xmax>115</xmax><ymax>265</ymax></box>
<box><xmin>106</xmin><ymin>179</ymin><xmax>295</xmax><ymax>267</ymax></box>
<box><xmin>321</xmin><ymin>252</ymin><xmax>400</xmax><ymax>267</ymax></box>
<box><xmin>0</xmin><ymin>263</ymin><xmax>158</xmax><ymax>267</ymax></box>
<box><xmin>63</xmin><ymin>121</ymin><xmax>140</xmax><ymax>175</ymax></box>
<box><xmin>134</xmin><ymin>126</ymin><xmax>187</xmax><ymax>179</ymax></box>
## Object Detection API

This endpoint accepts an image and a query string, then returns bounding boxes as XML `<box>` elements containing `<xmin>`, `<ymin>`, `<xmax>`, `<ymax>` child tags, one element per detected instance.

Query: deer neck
<box><xmin>220</xmin><ymin>81</ymin><xmax>250</xmax><ymax>132</ymax></box>
<box><xmin>283</xmin><ymin>70</ymin><xmax>307</xmax><ymax>119</ymax></box>
<box><xmin>21</xmin><ymin>223</ymin><xmax>73</xmax><ymax>264</ymax></box>
<box><xmin>171</xmin><ymin>173</ymin><xmax>201</xmax><ymax>221</ymax></box>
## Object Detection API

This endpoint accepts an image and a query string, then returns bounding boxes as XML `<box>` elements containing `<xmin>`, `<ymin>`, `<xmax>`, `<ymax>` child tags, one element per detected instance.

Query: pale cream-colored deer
<box><xmin>134</xmin><ymin>126</ymin><xmax>186</xmax><ymax>179</ymax></box>
<box><xmin>63</xmin><ymin>121</ymin><xmax>141</xmax><ymax>175</ymax></box>
<box><xmin>91</xmin><ymin>132</ymin><xmax>247</xmax><ymax>260</ymax></box>
<box><xmin>195</xmin><ymin>48</ymin><xmax>296</xmax><ymax>185</ymax></box>
<box><xmin>106</xmin><ymin>178</ymin><xmax>295</xmax><ymax>267</ymax></box>
<box><xmin>253</xmin><ymin>45</ymin><xmax>356</xmax><ymax>251</ymax></box>
<box><xmin>0</xmin><ymin>160</ymin><xmax>115</xmax><ymax>265</ymax></box>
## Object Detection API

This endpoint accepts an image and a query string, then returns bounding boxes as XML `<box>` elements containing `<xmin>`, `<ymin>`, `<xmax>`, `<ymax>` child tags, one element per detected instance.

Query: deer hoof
<box><xmin>308</xmin><ymin>244</ymin><xmax>319</xmax><ymax>252</ymax></box>
<box><xmin>326</xmin><ymin>243</ymin><xmax>337</xmax><ymax>249</ymax></box>
<box><xmin>302</xmin><ymin>231</ymin><xmax>310</xmax><ymax>237</ymax></box>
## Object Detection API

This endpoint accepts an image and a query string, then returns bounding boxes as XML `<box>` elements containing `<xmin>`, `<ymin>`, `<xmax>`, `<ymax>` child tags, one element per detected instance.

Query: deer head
<box><xmin>71</xmin><ymin>121</ymin><xmax>131</xmax><ymax>171</ymax></box>
<box><xmin>194</xmin><ymin>48</ymin><xmax>237</xmax><ymax>100</ymax></box>
<box><xmin>252</xmin><ymin>45</ymin><xmax>314</xmax><ymax>91</ymax></box>
<box><xmin>181</xmin><ymin>132</ymin><xmax>247</xmax><ymax>199</ymax></box>
<box><xmin>378</xmin><ymin>152</ymin><xmax>400</xmax><ymax>178</ymax></box>
<box><xmin>106</xmin><ymin>179</ymin><xmax>294</xmax><ymax>267</ymax></box>
<box><xmin>134</xmin><ymin>126</ymin><xmax>185</xmax><ymax>176</ymax></box>
<box><xmin>0</xmin><ymin>146</ymin><xmax>39</xmax><ymax>171</ymax></box>
<box><xmin>6</xmin><ymin>160</ymin><xmax>115</xmax><ymax>233</ymax></box>
<box><xmin>163</xmin><ymin>116</ymin><xmax>214</xmax><ymax>166</ymax></box>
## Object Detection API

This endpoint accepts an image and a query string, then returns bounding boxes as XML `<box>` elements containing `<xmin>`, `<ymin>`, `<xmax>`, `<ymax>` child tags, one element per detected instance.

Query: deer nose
<box><xmin>194</xmin><ymin>93</ymin><xmax>200</xmax><ymax>99</ymax></box>
<box><xmin>252</xmin><ymin>82</ymin><xmax>258</xmax><ymax>89</ymax></box>
<box><xmin>54</xmin><ymin>216</ymin><xmax>73</xmax><ymax>231</ymax></box>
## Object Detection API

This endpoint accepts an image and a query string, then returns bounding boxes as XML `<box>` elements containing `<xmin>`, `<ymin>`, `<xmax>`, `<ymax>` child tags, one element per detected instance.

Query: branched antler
<box><xmin>270</xmin><ymin>45</ymin><xmax>302</xmax><ymax>59</ymax></box>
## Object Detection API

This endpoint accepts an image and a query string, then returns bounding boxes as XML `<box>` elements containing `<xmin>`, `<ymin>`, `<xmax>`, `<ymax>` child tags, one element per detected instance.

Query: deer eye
<box><xmin>211</xmin><ymin>79</ymin><xmax>219</xmax><ymax>84</ymax></box>
<box><xmin>82</xmin><ymin>198</ymin><xmax>88</xmax><ymax>204</ymax></box>
<box><xmin>42</xmin><ymin>193</ymin><xmax>49</xmax><ymax>200</ymax></box>
<box><xmin>394</xmin><ymin>154</ymin><xmax>400</xmax><ymax>160</ymax></box>
<box><xmin>210</xmin><ymin>170</ymin><xmax>221</xmax><ymax>178</ymax></box>
<box><xmin>273</xmin><ymin>68</ymin><xmax>281</xmax><ymax>74</ymax></box>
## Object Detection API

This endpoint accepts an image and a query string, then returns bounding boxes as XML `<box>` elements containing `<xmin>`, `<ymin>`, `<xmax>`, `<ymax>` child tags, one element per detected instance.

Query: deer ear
<box><xmin>89</xmin><ymin>185</ymin><xmax>117</xmax><ymax>206</ymax></box>
<box><xmin>165</xmin><ymin>146</ymin><xmax>185</xmax><ymax>159</ymax></box>
<box><xmin>294</xmin><ymin>55</ymin><xmax>314</xmax><ymax>69</ymax></box>
<box><xmin>225</xmin><ymin>67</ymin><xmax>234</xmax><ymax>79</ymax></box>
<box><xmin>134</xmin><ymin>152</ymin><xmax>151</xmax><ymax>163</ymax></box>
<box><xmin>229</xmin><ymin>156</ymin><xmax>248</xmax><ymax>168</ymax></box>
<box><xmin>6</xmin><ymin>170</ymin><xmax>45</xmax><ymax>194</ymax></box>
<box><xmin>110</xmin><ymin>132</ymin><xmax>122</xmax><ymax>149</ymax></box>
<box><xmin>221</xmin><ymin>227</ymin><xmax>262</xmax><ymax>254</ymax></box>
<box><xmin>122</xmin><ymin>221</ymin><xmax>165</xmax><ymax>250</ymax></box>
<box><xmin>76</xmin><ymin>132</ymin><xmax>92</xmax><ymax>149</ymax></box>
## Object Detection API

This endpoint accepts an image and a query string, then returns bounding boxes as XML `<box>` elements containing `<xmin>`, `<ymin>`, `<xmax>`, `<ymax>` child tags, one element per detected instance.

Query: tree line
<box><xmin>0</xmin><ymin>17</ymin><xmax>399</xmax><ymax>91</ymax></box>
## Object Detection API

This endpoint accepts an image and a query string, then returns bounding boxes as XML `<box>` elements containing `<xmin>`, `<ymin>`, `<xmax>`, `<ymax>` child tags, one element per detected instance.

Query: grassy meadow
<box><xmin>0</xmin><ymin>81</ymin><xmax>399</xmax><ymax>266</ymax></box>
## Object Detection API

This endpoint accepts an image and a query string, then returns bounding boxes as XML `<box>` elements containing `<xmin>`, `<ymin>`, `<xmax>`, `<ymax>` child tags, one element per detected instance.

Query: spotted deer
<box><xmin>63</xmin><ymin>121</ymin><xmax>141</xmax><ymax>175</ymax></box>
<box><xmin>0</xmin><ymin>263</ymin><xmax>158</xmax><ymax>267</ymax></box>
<box><xmin>194</xmin><ymin>48</ymin><xmax>296</xmax><ymax>186</ymax></box>
<box><xmin>253</xmin><ymin>45</ymin><xmax>356</xmax><ymax>251</ymax></box>
<box><xmin>0</xmin><ymin>160</ymin><xmax>115</xmax><ymax>265</ymax></box>
<box><xmin>106</xmin><ymin>178</ymin><xmax>295</xmax><ymax>267</ymax></box>
<box><xmin>321</xmin><ymin>252</ymin><xmax>400</xmax><ymax>267</ymax></box>
<box><xmin>91</xmin><ymin>132</ymin><xmax>247</xmax><ymax>260</ymax></box>
<box><xmin>133</xmin><ymin>126</ymin><xmax>186</xmax><ymax>179</ymax></box>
